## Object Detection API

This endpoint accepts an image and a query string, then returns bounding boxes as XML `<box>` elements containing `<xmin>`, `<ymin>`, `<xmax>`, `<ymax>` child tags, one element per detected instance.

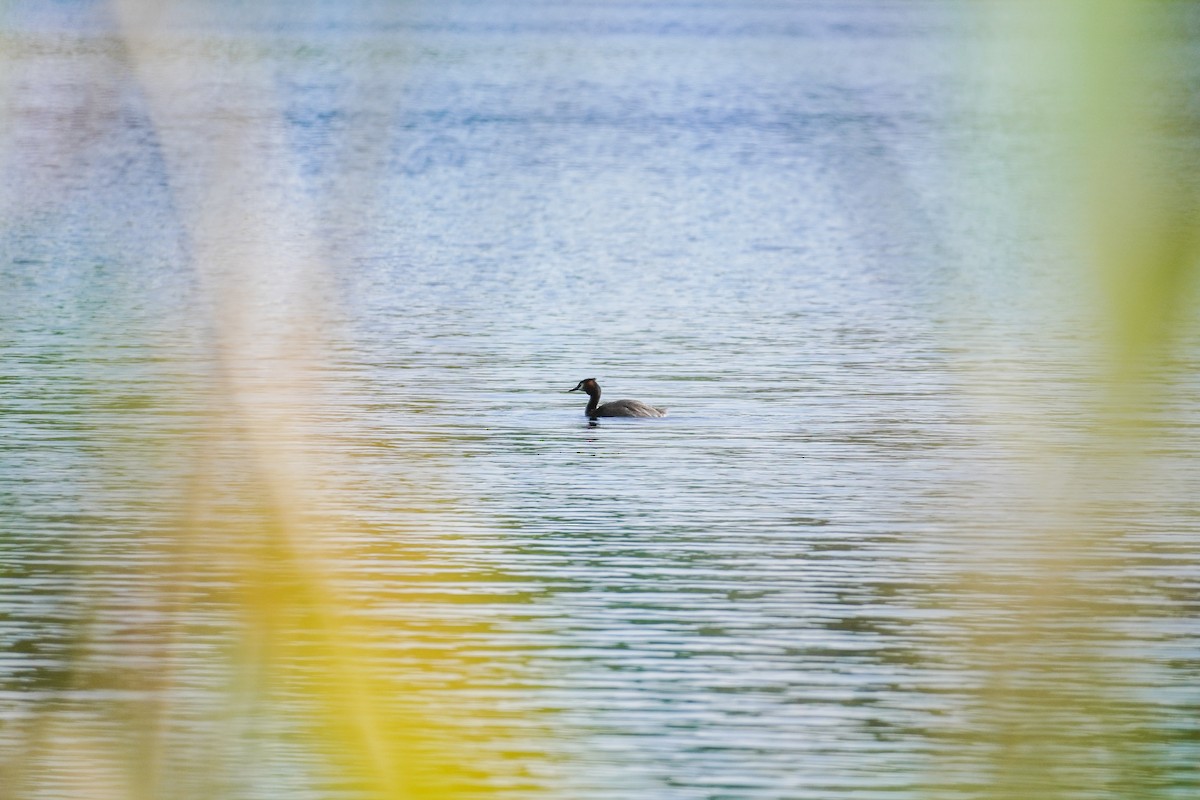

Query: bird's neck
<box><xmin>585</xmin><ymin>387</ymin><xmax>600</xmax><ymax>415</ymax></box>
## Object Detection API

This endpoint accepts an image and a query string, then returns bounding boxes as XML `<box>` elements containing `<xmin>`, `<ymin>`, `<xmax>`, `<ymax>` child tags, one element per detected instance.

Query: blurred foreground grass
<box><xmin>937</xmin><ymin>2</ymin><xmax>1200</xmax><ymax>798</ymax></box>
<box><xmin>0</xmin><ymin>1</ymin><xmax>549</xmax><ymax>798</ymax></box>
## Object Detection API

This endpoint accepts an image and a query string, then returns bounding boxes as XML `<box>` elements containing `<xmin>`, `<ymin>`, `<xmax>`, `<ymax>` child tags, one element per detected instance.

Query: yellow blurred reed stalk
<box><xmin>941</xmin><ymin>2</ymin><xmax>1200</xmax><ymax>797</ymax></box>
<box><xmin>0</xmin><ymin>2</ymin><xmax>533</xmax><ymax>797</ymax></box>
<box><xmin>113</xmin><ymin>1</ymin><xmax>517</xmax><ymax>793</ymax></box>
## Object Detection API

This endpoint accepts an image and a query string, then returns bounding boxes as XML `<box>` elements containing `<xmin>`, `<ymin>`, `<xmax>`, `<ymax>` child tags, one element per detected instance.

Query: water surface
<box><xmin>2</xmin><ymin>2</ymin><xmax>1199</xmax><ymax>798</ymax></box>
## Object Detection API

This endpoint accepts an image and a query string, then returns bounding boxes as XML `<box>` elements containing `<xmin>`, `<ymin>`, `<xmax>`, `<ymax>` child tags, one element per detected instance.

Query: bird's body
<box><xmin>567</xmin><ymin>378</ymin><xmax>666</xmax><ymax>418</ymax></box>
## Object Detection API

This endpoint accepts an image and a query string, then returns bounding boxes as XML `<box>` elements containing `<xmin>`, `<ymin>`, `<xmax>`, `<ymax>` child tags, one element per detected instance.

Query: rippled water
<box><xmin>3</xmin><ymin>1</ymin><xmax>1200</xmax><ymax>798</ymax></box>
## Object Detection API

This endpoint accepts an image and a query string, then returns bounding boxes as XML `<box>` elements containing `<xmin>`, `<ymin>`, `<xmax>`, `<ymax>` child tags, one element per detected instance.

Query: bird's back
<box><xmin>593</xmin><ymin>399</ymin><xmax>667</xmax><ymax>418</ymax></box>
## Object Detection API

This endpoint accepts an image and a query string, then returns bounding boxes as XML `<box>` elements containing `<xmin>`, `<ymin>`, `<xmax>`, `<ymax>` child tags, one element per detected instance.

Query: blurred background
<box><xmin>1</xmin><ymin>1</ymin><xmax>1198</xmax><ymax>798</ymax></box>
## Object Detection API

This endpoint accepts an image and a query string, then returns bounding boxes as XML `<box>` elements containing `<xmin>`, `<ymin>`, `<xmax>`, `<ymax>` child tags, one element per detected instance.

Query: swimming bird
<box><xmin>567</xmin><ymin>378</ymin><xmax>667</xmax><ymax>418</ymax></box>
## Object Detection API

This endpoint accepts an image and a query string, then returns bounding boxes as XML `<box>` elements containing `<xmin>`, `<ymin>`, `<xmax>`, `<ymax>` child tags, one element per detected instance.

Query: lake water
<box><xmin>2</xmin><ymin>1</ymin><xmax>1199</xmax><ymax>798</ymax></box>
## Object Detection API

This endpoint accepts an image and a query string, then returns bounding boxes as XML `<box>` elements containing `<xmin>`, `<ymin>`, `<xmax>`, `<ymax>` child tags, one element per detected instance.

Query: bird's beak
<box><xmin>566</xmin><ymin>386</ymin><xmax>580</xmax><ymax>393</ymax></box>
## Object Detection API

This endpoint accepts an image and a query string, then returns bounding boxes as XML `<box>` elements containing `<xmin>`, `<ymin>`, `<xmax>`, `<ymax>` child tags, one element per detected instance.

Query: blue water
<box><xmin>2</xmin><ymin>1</ymin><xmax>1199</xmax><ymax>798</ymax></box>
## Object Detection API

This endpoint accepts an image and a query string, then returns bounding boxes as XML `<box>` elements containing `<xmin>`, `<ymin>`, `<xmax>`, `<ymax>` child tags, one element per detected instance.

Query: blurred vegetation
<box><xmin>938</xmin><ymin>2</ymin><xmax>1200</xmax><ymax>799</ymax></box>
<box><xmin>0</xmin><ymin>1</ymin><xmax>543</xmax><ymax>798</ymax></box>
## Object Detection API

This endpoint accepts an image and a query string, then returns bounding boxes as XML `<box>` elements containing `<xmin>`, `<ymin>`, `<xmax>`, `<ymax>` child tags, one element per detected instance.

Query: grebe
<box><xmin>567</xmin><ymin>378</ymin><xmax>666</xmax><ymax>418</ymax></box>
